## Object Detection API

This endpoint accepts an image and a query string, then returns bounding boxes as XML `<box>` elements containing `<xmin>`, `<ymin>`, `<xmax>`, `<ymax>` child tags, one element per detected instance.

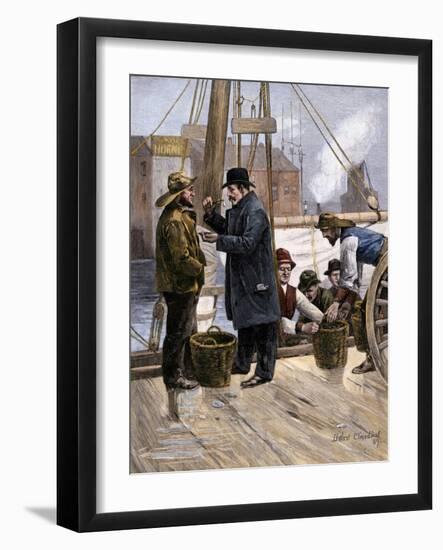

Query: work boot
<box><xmin>166</xmin><ymin>376</ymin><xmax>199</xmax><ymax>391</ymax></box>
<box><xmin>352</xmin><ymin>356</ymin><xmax>376</xmax><ymax>374</ymax></box>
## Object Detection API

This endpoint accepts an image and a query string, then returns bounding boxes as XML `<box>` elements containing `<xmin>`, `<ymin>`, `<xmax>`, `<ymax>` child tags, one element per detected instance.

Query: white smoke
<box><xmin>309</xmin><ymin>103</ymin><xmax>381</xmax><ymax>203</ymax></box>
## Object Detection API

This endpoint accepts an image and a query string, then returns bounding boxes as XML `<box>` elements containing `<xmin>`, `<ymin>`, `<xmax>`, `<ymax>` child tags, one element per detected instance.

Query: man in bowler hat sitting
<box><xmin>202</xmin><ymin>168</ymin><xmax>280</xmax><ymax>389</ymax></box>
<box><xmin>324</xmin><ymin>258</ymin><xmax>341</xmax><ymax>295</ymax></box>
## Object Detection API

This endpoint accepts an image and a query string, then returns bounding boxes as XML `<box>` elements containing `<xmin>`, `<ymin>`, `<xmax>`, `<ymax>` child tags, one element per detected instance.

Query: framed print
<box><xmin>57</xmin><ymin>17</ymin><xmax>432</xmax><ymax>532</ymax></box>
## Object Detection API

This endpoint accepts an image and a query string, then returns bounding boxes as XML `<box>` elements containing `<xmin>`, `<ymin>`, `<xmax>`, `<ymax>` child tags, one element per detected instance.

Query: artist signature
<box><xmin>332</xmin><ymin>430</ymin><xmax>381</xmax><ymax>447</ymax></box>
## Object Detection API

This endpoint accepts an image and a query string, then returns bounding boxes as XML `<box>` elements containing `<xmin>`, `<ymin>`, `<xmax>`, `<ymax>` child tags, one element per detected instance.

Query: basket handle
<box><xmin>207</xmin><ymin>325</ymin><xmax>221</xmax><ymax>334</ymax></box>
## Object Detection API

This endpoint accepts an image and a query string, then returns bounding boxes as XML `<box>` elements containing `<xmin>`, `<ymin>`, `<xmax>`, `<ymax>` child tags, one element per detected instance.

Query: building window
<box><xmin>272</xmin><ymin>185</ymin><xmax>278</xmax><ymax>201</ymax></box>
<box><xmin>284</xmin><ymin>185</ymin><xmax>290</xmax><ymax>195</ymax></box>
<box><xmin>140</xmin><ymin>160</ymin><xmax>147</xmax><ymax>177</ymax></box>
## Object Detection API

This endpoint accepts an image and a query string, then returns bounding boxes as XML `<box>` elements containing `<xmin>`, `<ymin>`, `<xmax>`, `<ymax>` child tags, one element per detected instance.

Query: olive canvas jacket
<box><xmin>155</xmin><ymin>203</ymin><xmax>206</xmax><ymax>294</ymax></box>
<box><xmin>204</xmin><ymin>191</ymin><xmax>280</xmax><ymax>330</ymax></box>
<box><xmin>297</xmin><ymin>286</ymin><xmax>334</xmax><ymax>329</ymax></box>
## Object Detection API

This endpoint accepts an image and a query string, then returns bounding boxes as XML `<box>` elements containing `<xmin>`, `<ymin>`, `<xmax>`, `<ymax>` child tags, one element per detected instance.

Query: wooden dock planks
<box><xmin>130</xmin><ymin>348</ymin><xmax>387</xmax><ymax>473</ymax></box>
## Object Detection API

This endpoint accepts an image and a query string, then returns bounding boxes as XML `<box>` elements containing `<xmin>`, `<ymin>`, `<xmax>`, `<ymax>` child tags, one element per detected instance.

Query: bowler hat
<box><xmin>298</xmin><ymin>269</ymin><xmax>321</xmax><ymax>293</ymax></box>
<box><xmin>315</xmin><ymin>212</ymin><xmax>355</xmax><ymax>230</ymax></box>
<box><xmin>155</xmin><ymin>172</ymin><xmax>197</xmax><ymax>208</ymax></box>
<box><xmin>222</xmin><ymin>167</ymin><xmax>256</xmax><ymax>189</ymax></box>
<box><xmin>324</xmin><ymin>258</ymin><xmax>341</xmax><ymax>276</ymax></box>
<box><xmin>276</xmin><ymin>248</ymin><xmax>296</xmax><ymax>270</ymax></box>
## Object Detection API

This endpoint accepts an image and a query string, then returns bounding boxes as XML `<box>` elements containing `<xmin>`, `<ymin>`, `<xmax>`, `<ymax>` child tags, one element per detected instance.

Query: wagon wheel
<box><xmin>365</xmin><ymin>252</ymin><xmax>388</xmax><ymax>382</ymax></box>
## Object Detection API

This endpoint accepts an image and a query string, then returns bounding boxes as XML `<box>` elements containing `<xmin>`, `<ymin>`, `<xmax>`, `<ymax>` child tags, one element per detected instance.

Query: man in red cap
<box><xmin>275</xmin><ymin>248</ymin><xmax>324</xmax><ymax>343</ymax></box>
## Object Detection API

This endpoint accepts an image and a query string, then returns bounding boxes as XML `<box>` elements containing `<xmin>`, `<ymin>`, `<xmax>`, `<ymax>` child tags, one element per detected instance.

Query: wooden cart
<box><xmin>365</xmin><ymin>251</ymin><xmax>388</xmax><ymax>382</ymax></box>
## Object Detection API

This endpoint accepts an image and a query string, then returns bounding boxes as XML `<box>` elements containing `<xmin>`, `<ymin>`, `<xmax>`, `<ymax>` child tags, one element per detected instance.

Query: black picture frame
<box><xmin>57</xmin><ymin>17</ymin><xmax>432</xmax><ymax>532</ymax></box>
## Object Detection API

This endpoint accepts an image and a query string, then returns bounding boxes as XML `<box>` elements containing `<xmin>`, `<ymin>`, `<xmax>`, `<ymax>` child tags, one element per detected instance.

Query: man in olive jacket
<box><xmin>155</xmin><ymin>172</ymin><xmax>206</xmax><ymax>390</ymax></box>
<box><xmin>202</xmin><ymin>168</ymin><xmax>280</xmax><ymax>389</ymax></box>
<box><xmin>296</xmin><ymin>269</ymin><xmax>334</xmax><ymax>331</ymax></box>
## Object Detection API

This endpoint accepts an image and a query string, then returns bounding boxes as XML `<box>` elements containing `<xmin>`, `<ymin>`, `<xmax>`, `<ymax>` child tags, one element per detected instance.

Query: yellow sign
<box><xmin>151</xmin><ymin>136</ymin><xmax>190</xmax><ymax>157</ymax></box>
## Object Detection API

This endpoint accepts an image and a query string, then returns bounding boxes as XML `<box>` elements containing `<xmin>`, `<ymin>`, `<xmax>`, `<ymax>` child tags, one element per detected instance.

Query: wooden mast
<box><xmin>195</xmin><ymin>79</ymin><xmax>231</xmax><ymax>224</ymax></box>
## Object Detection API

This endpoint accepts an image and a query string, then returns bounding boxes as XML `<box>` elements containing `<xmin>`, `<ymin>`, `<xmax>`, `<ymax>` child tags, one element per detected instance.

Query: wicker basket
<box><xmin>350</xmin><ymin>301</ymin><xmax>368</xmax><ymax>352</ymax></box>
<box><xmin>312</xmin><ymin>320</ymin><xmax>349</xmax><ymax>369</ymax></box>
<box><xmin>190</xmin><ymin>325</ymin><xmax>237</xmax><ymax>387</ymax></box>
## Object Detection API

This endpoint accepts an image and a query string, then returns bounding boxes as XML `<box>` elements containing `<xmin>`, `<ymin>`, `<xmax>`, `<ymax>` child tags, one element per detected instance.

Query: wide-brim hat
<box><xmin>276</xmin><ymin>248</ymin><xmax>296</xmax><ymax>270</ymax></box>
<box><xmin>298</xmin><ymin>269</ymin><xmax>321</xmax><ymax>293</ymax></box>
<box><xmin>155</xmin><ymin>172</ymin><xmax>197</xmax><ymax>208</ymax></box>
<box><xmin>324</xmin><ymin>258</ymin><xmax>341</xmax><ymax>276</ymax></box>
<box><xmin>222</xmin><ymin>167</ymin><xmax>256</xmax><ymax>189</ymax></box>
<box><xmin>315</xmin><ymin>212</ymin><xmax>355</xmax><ymax>230</ymax></box>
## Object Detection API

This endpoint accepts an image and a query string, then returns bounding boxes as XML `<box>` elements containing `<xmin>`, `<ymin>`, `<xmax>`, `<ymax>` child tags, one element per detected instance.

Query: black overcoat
<box><xmin>204</xmin><ymin>192</ymin><xmax>280</xmax><ymax>330</ymax></box>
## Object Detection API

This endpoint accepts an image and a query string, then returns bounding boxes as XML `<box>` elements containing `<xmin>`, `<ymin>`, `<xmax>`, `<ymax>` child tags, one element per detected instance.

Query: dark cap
<box><xmin>298</xmin><ymin>269</ymin><xmax>321</xmax><ymax>293</ymax></box>
<box><xmin>315</xmin><ymin>212</ymin><xmax>355</xmax><ymax>230</ymax></box>
<box><xmin>324</xmin><ymin>258</ymin><xmax>341</xmax><ymax>276</ymax></box>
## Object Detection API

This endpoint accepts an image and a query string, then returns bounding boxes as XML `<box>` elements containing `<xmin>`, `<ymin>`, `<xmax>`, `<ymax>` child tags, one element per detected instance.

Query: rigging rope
<box><xmin>131</xmin><ymin>79</ymin><xmax>192</xmax><ymax>156</ymax></box>
<box><xmin>180</xmin><ymin>79</ymin><xmax>208</xmax><ymax>171</ymax></box>
<box><xmin>241</xmin><ymin>92</ymin><xmax>261</xmax><ymax>104</ymax></box>
<box><xmin>188</xmin><ymin>79</ymin><xmax>200</xmax><ymax>124</ymax></box>
<box><xmin>295</xmin><ymin>83</ymin><xmax>381</xmax><ymax>218</ymax></box>
<box><xmin>130</xmin><ymin>326</ymin><xmax>150</xmax><ymax>349</ymax></box>
<box><xmin>237</xmin><ymin>81</ymin><xmax>242</xmax><ymax>166</ymax></box>
<box><xmin>194</xmin><ymin>79</ymin><xmax>208</xmax><ymax>123</ymax></box>
<box><xmin>246</xmin><ymin>84</ymin><xmax>264</xmax><ymax>173</ymax></box>
<box><xmin>290</xmin><ymin>83</ymin><xmax>368</xmax><ymax>205</ymax></box>
<box><xmin>294</xmin><ymin>83</ymin><xmax>370</xmax><ymax>192</ymax></box>
<box><xmin>309</xmin><ymin>225</ymin><xmax>320</xmax><ymax>278</ymax></box>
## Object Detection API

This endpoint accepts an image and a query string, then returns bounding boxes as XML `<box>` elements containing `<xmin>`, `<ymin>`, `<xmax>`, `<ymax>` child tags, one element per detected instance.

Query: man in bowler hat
<box><xmin>324</xmin><ymin>259</ymin><xmax>341</xmax><ymax>295</ymax></box>
<box><xmin>202</xmin><ymin>168</ymin><xmax>280</xmax><ymax>389</ymax></box>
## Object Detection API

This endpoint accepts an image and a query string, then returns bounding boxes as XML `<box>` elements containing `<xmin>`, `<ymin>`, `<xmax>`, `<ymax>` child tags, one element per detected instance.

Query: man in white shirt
<box><xmin>316</xmin><ymin>212</ymin><xmax>388</xmax><ymax>374</ymax></box>
<box><xmin>275</xmin><ymin>248</ymin><xmax>323</xmax><ymax>343</ymax></box>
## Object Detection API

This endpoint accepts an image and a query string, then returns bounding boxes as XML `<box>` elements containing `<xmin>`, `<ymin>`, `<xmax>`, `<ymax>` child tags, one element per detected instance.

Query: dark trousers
<box><xmin>234</xmin><ymin>322</ymin><xmax>278</xmax><ymax>381</ymax></box>
<box><xmin>162</xmin><ymin>292</ymin><xmax>198</xmax><ymax>386</ymax></box>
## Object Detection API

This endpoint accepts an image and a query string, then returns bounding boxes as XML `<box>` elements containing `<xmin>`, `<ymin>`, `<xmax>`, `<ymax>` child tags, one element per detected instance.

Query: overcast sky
<box><xmin>131</xmin><ymin>76</ymin><xmax>388</xmax><ymax>210</ymax></box>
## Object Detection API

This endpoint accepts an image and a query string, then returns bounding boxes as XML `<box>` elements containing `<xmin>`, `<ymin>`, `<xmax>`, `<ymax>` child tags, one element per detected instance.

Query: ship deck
<box><xmin>130</xmin><ymin>347</ymin><xmax>387</xmax><ymax>473</ymax></box>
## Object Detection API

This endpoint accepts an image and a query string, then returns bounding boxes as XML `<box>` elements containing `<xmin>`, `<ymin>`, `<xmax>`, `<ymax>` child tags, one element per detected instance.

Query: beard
<box><xmin>326</xmin><ymin>235</ymin><xmax>338</xmax><ymax>246</ymax></box>
<box><xmin>178</xmin><ymin>196</ymin><xmax>194</xmax><ymax>208</ymax></box>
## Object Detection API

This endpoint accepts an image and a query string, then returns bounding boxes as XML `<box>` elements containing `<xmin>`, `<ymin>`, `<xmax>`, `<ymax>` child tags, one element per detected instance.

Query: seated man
<box><xmin>296</xmin><ymin>269</ymin><xmax>334</xmax><ymax>332</ymax></box>
<box><xmin>323</xmin><ymin>258</ymin><xmax>341</xmax><ymax>296</ymax></box>
<box><xmin>276</xmin><ymin>249</ymin><xmax>324</xmax><ymax>343</ymax></box>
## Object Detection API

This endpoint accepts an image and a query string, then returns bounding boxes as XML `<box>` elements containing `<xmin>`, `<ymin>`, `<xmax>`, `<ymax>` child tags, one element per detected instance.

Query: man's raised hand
<box><xmin>202</xmin><ymin>196</ymin><xmax>214</xmax><ymax>213</ymax></box>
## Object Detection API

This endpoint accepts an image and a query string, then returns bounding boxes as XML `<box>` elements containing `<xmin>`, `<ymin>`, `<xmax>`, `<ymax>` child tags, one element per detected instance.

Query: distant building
<box><xmin>130</xmin><ymin>134</ymin><xmax>300</xmax><ymax>259</ymax></box>
<box><xmin>189</xmin><ymin>138</ymin><xmax>301</xmax><ymax>218</ymax></box>
<box><xmin>130</xmin><ymin>135</ymin><xmax>191</xmax><ymax>259</ymax></box>
<box><xmin>130</xmin><ymin>137</ymin><xmax>153</xmax><ymax>259</ymax></box>
<box><xmin>340</xmin><ymin>161</ymin><xmax>378</xmax><ymax>213</ymax></box>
